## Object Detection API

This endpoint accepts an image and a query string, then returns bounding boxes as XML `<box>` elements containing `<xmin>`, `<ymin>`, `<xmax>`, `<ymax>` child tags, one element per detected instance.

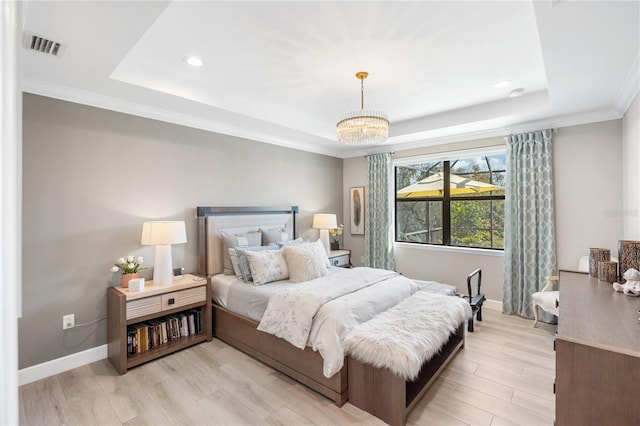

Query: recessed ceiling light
<box><xmin>183</xmin><ymin>56</ymin><xmax>203</xmax><ymax>67</ymax></box>
<box><xmin>509</xmin><ymin>88</ymin><xmax>525</xmax><ymax>98</ymax></box>
<box><xmin>492</xmin><ymin>80</ymin><xmax>511</xmax><ymax>89</ymax></box>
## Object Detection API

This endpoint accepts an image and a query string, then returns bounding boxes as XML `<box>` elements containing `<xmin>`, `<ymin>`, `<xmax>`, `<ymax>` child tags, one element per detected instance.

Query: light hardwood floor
<box><xmin>20</xmin><ymin>309</ymin><xmax>557</xmax><ymax>425</ymax></box>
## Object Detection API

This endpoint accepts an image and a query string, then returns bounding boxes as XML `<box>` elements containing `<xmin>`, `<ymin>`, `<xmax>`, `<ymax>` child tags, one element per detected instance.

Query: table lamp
<box><xmin>141</xmin><ymin>221</ymin><xmax>187</xmax><ymax>285</ymax></box>
<box><xmin>313</xmin><ymin>213</ymin><xmax>337</xmax><ymax>255</ymax></box>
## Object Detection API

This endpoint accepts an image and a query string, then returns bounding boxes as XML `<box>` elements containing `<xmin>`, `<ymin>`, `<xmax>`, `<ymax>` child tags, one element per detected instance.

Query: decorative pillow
<box><xmin>228</xmin><ymin>247</ymin><xmax>243</xmax><ymax>280</ymax></box>
<box><xmin>221</xmin><ymin>230</ymin><xmax>262</xmax><ymax>275</ymax></box>
<box><xmin>277</xmin><ymin>238</ymin><xmax>307</xmax><ymax>247</ymax></box>
<box><xmin>260</xmin><ymin>227</ymin><xmax>290</xmax><ymax>245</ymax></box>
<box><xmin>312</xmin><ymin>238</ymin><xmax>331</xmax><ymax>268</ymax></box>
<box><xmin>282</xmin><ymin>243</ymin><xmax>330</xmax><ymax>283</ymax></box>
<box><xmin>246</xmin><ymin>249</ymin><xmax>289</xmax><ymax>285</ymax></box>
<box><xmin>229</xmin><ymin>244</ymin><xmax>277</xmax><ymax>283</ymax></box>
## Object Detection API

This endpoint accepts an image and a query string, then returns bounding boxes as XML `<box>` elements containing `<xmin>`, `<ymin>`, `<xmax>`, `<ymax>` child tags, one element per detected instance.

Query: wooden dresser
<box><xmin>556</xmin><ymin>271</ymin><xmax>640</xmax><ymax>426</ymax></box>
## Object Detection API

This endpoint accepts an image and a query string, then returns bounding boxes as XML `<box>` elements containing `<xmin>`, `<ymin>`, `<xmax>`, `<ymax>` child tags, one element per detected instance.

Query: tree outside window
<box><xmin>395</xmin><ymin>153</ymin><xmax>506</xmax><ymax>249</ymax></box>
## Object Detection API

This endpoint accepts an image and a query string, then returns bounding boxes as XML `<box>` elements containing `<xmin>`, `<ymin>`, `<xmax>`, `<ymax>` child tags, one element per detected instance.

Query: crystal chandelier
<box><xmin>336</xmin><ymin>71</ymin><xmax>389</xmax><ymax>145</ymax></box>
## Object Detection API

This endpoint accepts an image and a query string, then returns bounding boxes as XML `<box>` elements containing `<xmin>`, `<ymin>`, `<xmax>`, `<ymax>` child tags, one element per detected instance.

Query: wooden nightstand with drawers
<box><xmin>107</xmin><ymin>274</ymin><xmax>212</xmax><ymax>374</ymax></box>
<box><xmin>329</xmin><ymin>249</ymin><xmax>352</xmax><ymax>268</ymax></box>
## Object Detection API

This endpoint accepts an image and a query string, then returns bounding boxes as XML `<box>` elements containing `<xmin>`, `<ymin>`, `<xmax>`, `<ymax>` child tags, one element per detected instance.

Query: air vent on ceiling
<box><xmin>23</xmin><ymin>31</ymin><xmax>64</xmax><ymax>56</ymax></box>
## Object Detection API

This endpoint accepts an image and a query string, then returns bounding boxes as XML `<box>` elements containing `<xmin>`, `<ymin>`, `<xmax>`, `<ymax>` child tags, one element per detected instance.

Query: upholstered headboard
<box><xmin>196</xmin><ymin>206</ymin><xmax>298</xmax><ymax>276</ymax></box>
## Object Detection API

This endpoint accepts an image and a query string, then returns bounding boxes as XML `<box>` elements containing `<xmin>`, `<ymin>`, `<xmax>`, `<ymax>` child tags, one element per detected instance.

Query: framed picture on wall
<box><xmin>350</xmin><ymin>187</ymin><xmax>365</xmax><ymax>235</ymax></box>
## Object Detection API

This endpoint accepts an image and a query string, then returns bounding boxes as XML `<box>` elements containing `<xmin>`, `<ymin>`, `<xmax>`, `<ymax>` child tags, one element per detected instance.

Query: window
<box><xmin>395</xmin><ymin>151</ymin><xmax>506</xmax><ymax>249</ymax></box>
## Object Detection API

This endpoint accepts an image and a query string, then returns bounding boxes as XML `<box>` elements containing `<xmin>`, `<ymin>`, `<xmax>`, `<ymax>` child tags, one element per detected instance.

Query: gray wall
<box><xmin>20</xmin><ymin>93</ymin><xmax>343</xmax><ymax>369</ymax></box>
<box><xmin>622</xmin><ymin>93</ymin><xmax>640</xmax><ymax>239</ymax></box>
<box><xmin>343</xmin><ymin>120</ymin><xmax>624</xmax><ymax>302</ymax></box>
<box><xmin>341</xmin><ymin>156</ymin><xmax>366</xmax><ymax>267</ymax></box>
<box><xmin>554</xmin><ymin>120</ymin><xmax>623</xmax><ymax>269</ymax></box>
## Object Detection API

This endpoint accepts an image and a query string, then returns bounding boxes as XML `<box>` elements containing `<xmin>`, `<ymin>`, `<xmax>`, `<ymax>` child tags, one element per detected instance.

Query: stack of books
<box><xmin>126</xmin><ymin>308</ymin><xmax>203</xmax><ymax>356</ymax></box>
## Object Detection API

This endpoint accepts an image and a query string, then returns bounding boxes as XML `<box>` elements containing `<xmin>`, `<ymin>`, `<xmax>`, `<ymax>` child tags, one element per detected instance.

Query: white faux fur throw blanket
<box><xmin>343</xmin><ymin>291</ymin><xmax>471</xmax><ymax>381</ymax></box>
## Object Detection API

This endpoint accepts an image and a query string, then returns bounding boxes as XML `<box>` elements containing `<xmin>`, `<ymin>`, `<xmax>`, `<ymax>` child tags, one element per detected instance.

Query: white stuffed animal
<box><xmin>612</xmin><ymin>268</ymin><xmax>640</xmax><ymax>296</ymax></box>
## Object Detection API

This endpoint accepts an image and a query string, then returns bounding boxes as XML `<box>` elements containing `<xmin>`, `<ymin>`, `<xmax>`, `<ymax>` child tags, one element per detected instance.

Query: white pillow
<box><xmin>229</xmin><ymin>244</ymin><xmax>277</xmax><ymax>283</ymax></box>
<box><xmin>282</xmin><ymin>243</ymin><xmax>329</xmax><ymax>283</ymax></box>
<box><xmin>312</xmin><ymin>238</ymin><xmax>331</xmax><ymax>268</ymax></box>
<box><xmin>246</xmin><ymin>249</ymin><xmax>289</xmax><ymax>285</ymax></box>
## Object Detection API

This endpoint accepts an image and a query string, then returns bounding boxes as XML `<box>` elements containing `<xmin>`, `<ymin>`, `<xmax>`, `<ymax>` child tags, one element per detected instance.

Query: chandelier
<box><xmin>336</xmin><ymin>71</ymin><xmax>389</xmax><ymax>145</ymax></box>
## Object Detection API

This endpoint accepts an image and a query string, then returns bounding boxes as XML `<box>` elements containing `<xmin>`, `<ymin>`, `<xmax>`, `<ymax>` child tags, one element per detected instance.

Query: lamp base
<box><xmin>153</xmin><ymin>244</ymin><xmax>174</xmax><ymax>285</ymax></box>
<box><xmin>319</xmin><ymin>229</ymin><xmax>330</xmax><ymax>256</ymax></box>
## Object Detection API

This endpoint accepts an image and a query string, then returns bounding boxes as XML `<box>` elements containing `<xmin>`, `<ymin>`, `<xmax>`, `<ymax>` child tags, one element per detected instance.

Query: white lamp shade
<box><xmin>312</xmin><ymin>214</ymin><xmax>337</xmax><ymax>230</ymax></box>
<box><xmin>313</xmin><ymin>214</ymin><xmax>336</xmax><ymax>256</ymax></box>
<box><xmin>141</xmin><ymin>221</ymin><xmax>187</xmax><ymax>246</ymax></box>
<box><xmin>140</xmin><ymin>221</ymin><xmax>187</xmax><ymax>285</ymax></box>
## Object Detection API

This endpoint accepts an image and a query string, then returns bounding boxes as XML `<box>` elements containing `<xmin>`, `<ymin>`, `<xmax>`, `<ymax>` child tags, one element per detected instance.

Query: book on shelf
<box><xmin>188</xmin><ymin>312</ymin><xmax>195</xmax><ymax>335</ymax></box>
<box><xmin>161</xmin><ymin>322</ymin><xmax>168</xmax><ymax>344</ymax></box>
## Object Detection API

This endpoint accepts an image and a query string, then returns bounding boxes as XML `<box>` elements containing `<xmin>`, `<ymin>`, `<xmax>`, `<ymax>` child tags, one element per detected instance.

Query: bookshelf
<box><xmin>107</xmin><ymin>274</ymin><xmax>212</xmax><ymax>374</ymax></box>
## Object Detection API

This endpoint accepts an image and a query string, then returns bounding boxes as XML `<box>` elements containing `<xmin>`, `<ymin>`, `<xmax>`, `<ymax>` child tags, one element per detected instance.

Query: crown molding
<box><xmin>21</xmin><ymin>78</ymin><xmax>628</xmax><ymax>161</ymax></box>
<box><xmin>614</xmin><ymin>53</ymin><xmax>640</xmax><ymax>116</ymax></box>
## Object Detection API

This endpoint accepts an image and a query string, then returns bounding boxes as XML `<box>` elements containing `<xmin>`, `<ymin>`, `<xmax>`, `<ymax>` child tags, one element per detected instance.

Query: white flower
<box><xmin>111</xmin><ymin>254</ymin><xmax>146</xmax><ymax>274</ymax></box>
<box><xmin>329</xmin><ymin>224</ymin><xmax>344</xmax><ymax>237</ymax></box>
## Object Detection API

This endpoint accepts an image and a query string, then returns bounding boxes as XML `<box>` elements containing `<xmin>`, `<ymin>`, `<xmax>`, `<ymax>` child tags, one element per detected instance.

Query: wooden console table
<box><xmin>556</xmin><ymin>270</ymin><xmax>640</xmax><ymax>425</ymax></box>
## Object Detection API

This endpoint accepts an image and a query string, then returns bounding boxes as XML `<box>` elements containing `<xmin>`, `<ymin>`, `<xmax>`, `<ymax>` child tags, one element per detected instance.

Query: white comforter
<box><xmin>257</xmin><ymin>267</ymin><xmax>421</xmax><ymax>377</ymax></box>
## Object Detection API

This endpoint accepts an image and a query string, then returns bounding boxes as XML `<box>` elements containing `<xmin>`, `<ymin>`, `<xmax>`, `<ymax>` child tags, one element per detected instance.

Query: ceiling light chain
<box><xmin>337</xmin><ymin>71</ymin><xmax>389</xmax><ymax>145</ymax></box>
<box><xmin>359</xmin><ymin>71</ymin><xmax>365</xmax><ymax>109</ymax></box>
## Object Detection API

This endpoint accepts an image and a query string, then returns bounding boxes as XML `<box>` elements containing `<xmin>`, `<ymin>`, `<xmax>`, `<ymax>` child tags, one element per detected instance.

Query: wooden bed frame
<box><xmin>348</xmin><ymin>324</ymin><xmax>465</xmax><ymax>425</ymax></box>
<box><xmin>196</xmin><ymin>206</ymin><xmax>464</xmax><ymax>411</ymax></box>
<box><xmin>214</xmin><ymin>304</ymin><xmax>347</xmax><ymax>405</ymax></box>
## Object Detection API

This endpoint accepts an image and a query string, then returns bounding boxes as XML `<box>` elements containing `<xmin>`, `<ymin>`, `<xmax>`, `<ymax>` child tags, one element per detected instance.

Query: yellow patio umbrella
<box><xmin>396</xmin><ymin>172</ymin><xmax>503</xmax><ymax>198</ymax></box>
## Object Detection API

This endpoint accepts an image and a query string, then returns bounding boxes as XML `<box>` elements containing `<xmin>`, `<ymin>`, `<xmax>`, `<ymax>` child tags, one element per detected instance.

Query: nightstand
<box><xmin>329</xmin><ymin>249</ymin><xmax>352</xmax><ymax>268</ymax></box>
<box><xmin>107</xmin><ymin>274</ymin><xmax>212</xmax><ymax>374</ymax></box>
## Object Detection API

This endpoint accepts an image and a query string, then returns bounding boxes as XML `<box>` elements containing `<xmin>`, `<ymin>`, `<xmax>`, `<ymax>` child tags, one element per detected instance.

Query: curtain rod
<box><xmin>506</xmin><ymin>127</ymin><xmax>559</xmax><ymax>136</ymax></box>
<box><xmin>364</xmin><ymin>151</ymin><xmax>395</xmax><ymax>158</ymax></box>
<box><xmin>364</xmin><ymin>127</ymin><xmax>560</xmax><ymax>159</ymax></box>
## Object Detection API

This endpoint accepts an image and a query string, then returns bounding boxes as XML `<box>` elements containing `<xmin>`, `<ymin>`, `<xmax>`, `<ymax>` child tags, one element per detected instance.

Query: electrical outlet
<box><xmin>360</xmin><ymin>256</ymin><xmax>365</xmax><ymax>264</ymax></box>
<box><xmin>63</xmin><ymin>314</ymin><xmax>75</xmax><ymax>330</ymax></box>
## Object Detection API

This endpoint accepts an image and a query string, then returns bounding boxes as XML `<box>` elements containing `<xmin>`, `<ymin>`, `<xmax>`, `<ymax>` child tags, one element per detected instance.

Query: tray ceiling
<box><xmin>22</xmin><ymin>1</ymin><xmax>639</xmax><ymax>157</ymax></box>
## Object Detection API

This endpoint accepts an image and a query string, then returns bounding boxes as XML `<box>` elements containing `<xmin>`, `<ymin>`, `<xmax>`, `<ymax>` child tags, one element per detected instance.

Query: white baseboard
<box><xmin>484</xmin><ymin>298</ymin><xmax>503</xmax><ymax>312</ymax></box>
<box><xmin>18</xmin><ymin>344</ymin><xmax>108</xmax><ymax>386</ymax></box>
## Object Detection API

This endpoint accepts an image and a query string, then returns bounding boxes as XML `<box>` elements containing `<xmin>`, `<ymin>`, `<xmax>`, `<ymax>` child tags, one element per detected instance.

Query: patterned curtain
<box><xmin>503</xmin><ymin>129</ymin><xmax>557</xmax><ymax>320</ymax></box>
<box><xmin>365</xmin><ymin>153</ymin><xmax>395</xmax><ymax>270</ymax></box>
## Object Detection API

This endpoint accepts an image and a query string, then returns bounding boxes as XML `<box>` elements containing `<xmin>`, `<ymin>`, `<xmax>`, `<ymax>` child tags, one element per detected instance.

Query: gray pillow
<box><xmin>277</xmin><ymin>238</ymin><xmax>307</xmax><ymax>247</ymax></box>
<box><xmin>221</xmin><ymin>230</ymin><xmax>262</xmax><ymax>275</ymax></box>
<box><xmin>260</xmin><ymin>227</ymin><xmax>290</xmax><ymax>245</ymax></box>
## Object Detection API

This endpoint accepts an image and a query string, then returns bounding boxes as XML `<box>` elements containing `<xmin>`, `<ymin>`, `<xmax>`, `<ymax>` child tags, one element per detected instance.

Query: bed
<box><xmin>196</xmin><ymin>206</ymin><xmax>468</xmax><ymax>410</ymax></box>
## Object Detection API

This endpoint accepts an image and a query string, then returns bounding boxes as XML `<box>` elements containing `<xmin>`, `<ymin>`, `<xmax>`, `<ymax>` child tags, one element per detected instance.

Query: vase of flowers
<box><xmin>110</xmin><ymin>256</ymin><xmax>146</xmax><ymax>288</ymax></box>
<box><xmin>329</xmin><ymin>224</ymin><xmax>344</xmax><ymax>251</ymax></box>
